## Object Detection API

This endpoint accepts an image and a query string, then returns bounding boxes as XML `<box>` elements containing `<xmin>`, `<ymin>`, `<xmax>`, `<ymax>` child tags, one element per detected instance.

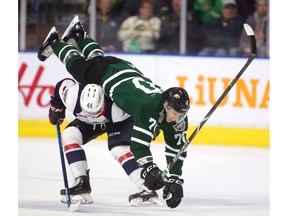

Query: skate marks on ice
<box><xmin>18</xmin><ymin>138</ymin><xmax>269</xmax><ymax>216</ymax></box>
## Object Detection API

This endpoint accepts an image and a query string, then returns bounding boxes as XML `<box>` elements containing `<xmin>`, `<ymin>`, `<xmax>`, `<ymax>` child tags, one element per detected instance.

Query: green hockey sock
<box><xmin>53</xmin><ymin>42</ymin><xmax>82</xmax><ymax>69</ymax></box>
<box><xmin>77</xmin><ymin>37</ymin><xmax>104</xmax><ymax>59</ymax></box>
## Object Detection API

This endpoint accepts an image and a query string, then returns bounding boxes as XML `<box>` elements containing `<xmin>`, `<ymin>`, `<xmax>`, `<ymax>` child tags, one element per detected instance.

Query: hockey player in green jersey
<box><xmin>38</xmin><ymin>15</ymin><xmax>190</xmax><ymax>209</ymax></box>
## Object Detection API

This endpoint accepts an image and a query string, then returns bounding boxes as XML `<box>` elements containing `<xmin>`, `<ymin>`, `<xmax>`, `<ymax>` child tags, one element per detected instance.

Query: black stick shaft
<box><xmin>161</xmin><ymin>24</ymin><xmax>257</xmax><ymax>178</ymax></box>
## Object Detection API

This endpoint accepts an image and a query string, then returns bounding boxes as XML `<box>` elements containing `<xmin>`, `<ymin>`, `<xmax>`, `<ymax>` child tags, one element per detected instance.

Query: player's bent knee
<box><xmin>110</xmin><ymin>145</ymin><xmax>132</xmax><ymax>161</ymax></box>
<box><xmin>62</xmin><ymin>126</ymin><xmax>83</xmax><ymax>146</ymax></box>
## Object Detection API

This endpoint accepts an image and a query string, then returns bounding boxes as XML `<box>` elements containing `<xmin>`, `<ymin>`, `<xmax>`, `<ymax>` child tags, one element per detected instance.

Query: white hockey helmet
<box><xmin>80</xmin><ymin>84</ymin><xmax>105</xmax><ymax>116</ymax></box>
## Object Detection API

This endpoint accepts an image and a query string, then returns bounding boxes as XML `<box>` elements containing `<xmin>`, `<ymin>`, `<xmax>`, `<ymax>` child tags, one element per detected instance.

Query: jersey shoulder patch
<box><xmin>173</xmin><ymin>121</ymin><xmax>186</xmax><ymax>132</ymax></box>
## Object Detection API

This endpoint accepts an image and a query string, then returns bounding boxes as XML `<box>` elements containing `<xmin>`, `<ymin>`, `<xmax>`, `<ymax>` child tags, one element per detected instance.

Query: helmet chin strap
<box><xmin>165</xmin><ymin>106</ymin><xmax>172</xmax><ymax>112</ymax></box>
<box><xmin>164</xmin><ymin>105</ymin><xmax>174</xmax><ymax>122</ymax></box>
<box><xmin>95</xmin><ymin>103</ymin><xmax>106</xmax><ymax>117</ymax></box>
<box><xmin>163</xmin><ymin>103</ymin><xmax>171</xmax><ymax>116</ymax></box>
<box><xmin>163</xmin><ymin>101</ymin><xmax>171</xmax><ymax>112</ymax></box>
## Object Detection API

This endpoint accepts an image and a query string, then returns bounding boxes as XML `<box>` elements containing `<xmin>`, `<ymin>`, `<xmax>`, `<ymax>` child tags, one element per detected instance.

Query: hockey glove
<box><xmin>141</xmin><ymin>163</ymin><xmax>166</xmax><ymax>191</ymax></box>
<box><xmin>49</xmin><ymin>96</ymin><xmax>66</xmax><ymax>125</ymax></box>
<box><xmin>163</xmin><ymin>176</ymin><xmax>184</xmax><ymax>208</ymax></box>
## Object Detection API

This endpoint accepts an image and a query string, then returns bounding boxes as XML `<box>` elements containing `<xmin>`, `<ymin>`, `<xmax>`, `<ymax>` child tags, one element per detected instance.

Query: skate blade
<box><xmin>129</xmin><ymin>197</ymin><xmax>163</xmax><ymax>207</ymax></box>
<box><xmin>62</xmin><ymin>15</ymin><xmax>79</xmax><ymax>40</ymax></box>
<box><xmin>61</xmin><ymin>193</ymin><xmax>93</xmax><ymax>204</ymax></box>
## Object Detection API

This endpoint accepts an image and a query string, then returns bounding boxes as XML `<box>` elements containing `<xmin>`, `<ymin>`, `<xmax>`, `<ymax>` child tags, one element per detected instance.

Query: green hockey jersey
<box><xmin>98</xmin><ymin>58</ymin><xmax>188</xmax><ymax>176</ymax></box>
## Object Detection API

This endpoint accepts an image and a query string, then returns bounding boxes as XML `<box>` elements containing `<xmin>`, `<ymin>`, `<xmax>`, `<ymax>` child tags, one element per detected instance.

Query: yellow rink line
<box><xmin>18</xmin><ymin>120</ymin><xmax>269</xmax><ymax>148</ymax></box>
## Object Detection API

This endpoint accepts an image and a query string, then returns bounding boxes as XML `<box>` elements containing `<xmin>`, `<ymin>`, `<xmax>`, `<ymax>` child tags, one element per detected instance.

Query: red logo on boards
<box><xmin>18</xmin><ymin>63</ymin><xmax>54</xmax><ymax>107</ymax></box>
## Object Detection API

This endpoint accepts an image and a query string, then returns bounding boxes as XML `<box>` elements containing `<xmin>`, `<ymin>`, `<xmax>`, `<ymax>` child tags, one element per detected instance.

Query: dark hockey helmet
<box><xmin>163</xmin><ymin>87</ymin><xmax>190</xmax><ymax>113</ymax></box>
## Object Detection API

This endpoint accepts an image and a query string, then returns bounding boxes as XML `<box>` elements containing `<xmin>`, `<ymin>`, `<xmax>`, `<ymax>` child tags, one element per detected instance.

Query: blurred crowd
<box><xmin>24</xmin><ymin>0</ymin><xmax>269</xmax><ymax>57</ymax></box>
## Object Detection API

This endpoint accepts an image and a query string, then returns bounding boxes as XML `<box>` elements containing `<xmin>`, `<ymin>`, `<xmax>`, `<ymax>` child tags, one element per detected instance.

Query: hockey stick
<box><xmin>56</xmin><ymin>121</ymin><xmax>81</xmax><ymax>211</ymax></box>
<box><xmin>161</xmin><ymin>24</ymin><xmax>257</xmax><ymax>179</ymax></box>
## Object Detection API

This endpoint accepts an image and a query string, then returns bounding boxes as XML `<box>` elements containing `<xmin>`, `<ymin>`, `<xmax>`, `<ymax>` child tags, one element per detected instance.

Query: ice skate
<box><xmin>37</xmin><ymin>26</ymin><xmax>60</xmax><ymax>61</ymax></box>
<box><xmin>60</xmin><ymin>174</ymin><xmax>93</xmax><ymax>204</ymax></box>
<box><xmin>129</xmin><ymin>190</ymin><xmax>163</xmax><ymax>207</ymax></box>
<box><xmin>62</xmin><ymin>15</ymin><xmax>87</xmax><ymax>44</ymax></box>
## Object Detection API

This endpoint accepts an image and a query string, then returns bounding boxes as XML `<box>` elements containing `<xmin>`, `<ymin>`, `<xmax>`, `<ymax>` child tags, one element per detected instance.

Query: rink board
<box><xmin>18</xmin><ymin>120</ymin><xmax>269</xmax><ymax>148</ymax></box>
<box><xmin>18</xmin><ymin>53</ymin><xmax>269</xmax><ymax>148</ymax></box>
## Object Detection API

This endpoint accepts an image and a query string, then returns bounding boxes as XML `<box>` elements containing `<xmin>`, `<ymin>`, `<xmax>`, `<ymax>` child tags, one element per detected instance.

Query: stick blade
<box><xmin>243</xmin><ymin>24</ymin><xmax>257</xmax><ymax>55</ymax></box>
<box><xmin>68</xmin><ymin>200</ymin><xmax>81</xmax><ymax>212</ymax></box>
<box><xmin>243</xmin><ymin>24</ymin><xmax>254</xmax><ymax>36</ymax></box>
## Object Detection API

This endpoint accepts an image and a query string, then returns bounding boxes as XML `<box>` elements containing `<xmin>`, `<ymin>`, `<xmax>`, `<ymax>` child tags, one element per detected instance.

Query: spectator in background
<box><xmin>118</xmin><ymin>0</ymin><xmax>172</xmax><ymax>21</ymax></box>
<box><xmin>198</xmin><ymin>0</ymin><xmax>244</xmax><ymax>56</ymax></box>
<box><xmin>156</xmin><ymin>0</ymin><xmax>205</xmax><ymax>55</ymax></box>
<box><xmin>84</xmin><ymin>0</ymin><xmax>122</xmax><ymax>52</ymax></box>
<box><xmin>235</xmin><ymin>0</ymin><xmax>256</xmax><ymax>19</ymax></box>
<box><xmin>193</xmin><ymin>0</ymin><xmax>223</xmax><ymax>23</ymax></box>
<box><xmin>238</xmin><ymin>0</ymin><xmax>269</xmax><ymax>57</ymax></box>
<box><xmin>117</xmin><ymin>0</ymin><xmax>161</xmax><ymax>53</ymax></box>
<box><xmin>118</xmin><ymin>0</ymin><xmax>140</xmax><ymax>21</ymax></box>
<box><xmin>152</xmin><ymin>0</ymin><xmax>173</xmax><ymax>17</ymax></box>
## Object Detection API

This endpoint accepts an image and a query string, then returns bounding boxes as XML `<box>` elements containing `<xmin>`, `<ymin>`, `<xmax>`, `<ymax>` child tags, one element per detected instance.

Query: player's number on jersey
<box><xmin>132</xmin><ymin>77</ymin><xmax>162</xmax><ymax>94</ymax></box>
<box><xmin>175</xmin><ymin>132</ymin><xmax>187</xmax><ymax>145</ymax></box>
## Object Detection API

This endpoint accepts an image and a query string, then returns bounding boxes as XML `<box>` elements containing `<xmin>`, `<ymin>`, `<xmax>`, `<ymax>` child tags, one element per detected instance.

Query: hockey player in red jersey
<box><xmin>38</xmin><ymin>15</ymin><xmax>190</xmax><ymax>208</ymax></box>
<box><xmin>50</xmin><ymin>78</ymin><xmax>161</xmax><ymax>206</ymax></box>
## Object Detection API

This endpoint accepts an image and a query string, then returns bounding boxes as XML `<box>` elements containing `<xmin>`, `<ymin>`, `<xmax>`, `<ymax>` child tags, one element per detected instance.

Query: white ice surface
<box><xmin>19</xmin><ymin>138</ymin><xmax>269</xmax><ymax>216</ymax></box>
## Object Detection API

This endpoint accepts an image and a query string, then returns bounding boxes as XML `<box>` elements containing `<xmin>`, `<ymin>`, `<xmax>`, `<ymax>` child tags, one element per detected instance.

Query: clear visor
<box><xmin>165</xmin><ymin>106</ymin><xmax>188</xmax><ymax>122</ymax></box>
<box><xmin>177</xmin><ymin>111</ymin><xmax>188</xmax><ymax>122</ymax></box>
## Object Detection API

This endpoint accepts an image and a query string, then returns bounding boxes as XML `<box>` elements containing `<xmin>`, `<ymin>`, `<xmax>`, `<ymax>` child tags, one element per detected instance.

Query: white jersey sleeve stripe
<box><xmin>133</xmin><ymin>126</ymin><xmax>154</xmax><ymax>139</ymax></box>
<box><xmin>165</xmin><ymin>144</ymin><xmax>187</xmax><ymax>153</ymax></box>
<box><xmin>131</xmin><ymin>137</ymin><xmax>150</xmax><ymax>147</ymax></box>
<box><xmin>102</xmin><ymin>69</ymin><xmax>143</xmax><ymax>91</ymax></box>
<box><xmin>136</xmin><ymin>155</ymin><xmax>153</xmax><ymax>165</ymax></box>
<box><xmin>108</xmin><ymin>77</ymin><xmax>134</xmax><ymax>99</ymax></box>
<box><xmin>170</xmin><ymin>174</ymin><xmax>181</xmax><ymax>178</ymax></box>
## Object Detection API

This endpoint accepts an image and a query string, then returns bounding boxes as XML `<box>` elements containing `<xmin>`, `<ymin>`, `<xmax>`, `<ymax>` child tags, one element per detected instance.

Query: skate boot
<box><xmin>129</xmin><ymin>190</ymin><xmax>163</xmax><ymax>207</ymax></box>
<box><xmin>62</xmin><ymin>15</ymin><xmax>87</xmax><ymax>44</ymax></box>
<box><xmin>37</xmin><ymin>26</ymin><xmax>60</xmax><ymax>61</ymax></box>
<box><xmin>60</xmin><ymin>171</ymin><xmax>93</xmax><ymax>204</ymax></box>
